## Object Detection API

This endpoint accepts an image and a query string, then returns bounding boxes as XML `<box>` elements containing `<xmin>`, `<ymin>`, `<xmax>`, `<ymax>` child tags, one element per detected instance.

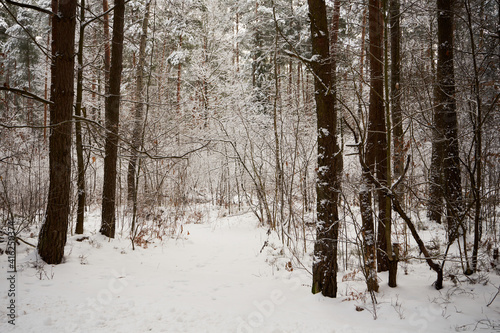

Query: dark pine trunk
<box><xmin>367</xmin><ymin>0</ymin><xmax>389</xmax><ymax>273</ymax></box>
<box><xmin>428</xmin><ymin>111</ymin><xmax>444</xmax><ymax>224</ymax></box>
<box><xmin>309</xmin><ymin>0</ymin><xmax>341</xmax><ymax>298</ymax></box>
<box><xmin>100</xmin><ymin>0</ymin><xmax>125</xmax><ymax>238</ymax></box>
<box><xmin>390</xmin><ymin>0</ymin><xmax>403</xmax><ymax>181</ymax></box>
<box><xmin>103</xmin><ymin>0</ymin><xmax>111</xmax><ymax>93</ymax></box>
<box><xmin>387</xmin><ymin>0</ymin><xmax>402</xmax><ymax>287</ymax></box>
<box><xmin>38</xmin><ymin>0</ymin><xmax>77</xmax><ymax>264</ymax></box>
<box><xmin>75</xmin><ymin>0</ymin><xmax>86</xmax><ymax>235</ymax></box>
<box><xmin>360</xmin><ymin>186</ymin><xmax>379</xmax><ymax>292</ymax></box>
<box><xmin>436</xmin><ymin>0</ymin><xmax>462</xmax><ymax>243</ymax></box>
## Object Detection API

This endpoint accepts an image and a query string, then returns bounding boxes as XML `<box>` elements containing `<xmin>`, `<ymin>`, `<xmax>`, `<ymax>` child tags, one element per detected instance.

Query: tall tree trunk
<box><xmin>75</xmin><ymin>0</ymin><xmax>87</xmax><ymax>235</ymax></box>
<box><xmin>330</xmin><ymin>0</ymin><xmax>341</xmax><ymax>65</ymax></box>
<box><xmin>272</xmin><ymin>7</ymin><xmax>282</xmax><ymax>232</ymax></box>
<box><xmin>100</xmin><ymin>0</ymin><xmax>126</xmax><ymax>238</ymax></box>
<box><xmin>378</xmin><ymin>0</ymin><xmax>393</xmax><ymax>281</ymax></box>
<box><xmin>367</xmin><ymin>0</ymin><xmax>389</xmax><ymax>275</ymax></box>
<box><xmin>381</xmin><ymin>0</ymin><xmax>393</xmax><ymax>275</ymax></box>
<box><xmin>464</xmin><ymin>0</ymin><xmax>482</xmax><ymax>273</ymax></box>
<box><xmin>43</xmin><ymin>16</ymin><xmax>51</xmax><ymax>142</ymax></box>
<box><xmin>390</xmin><ymin>0</ymin><xmax>403</xmax><ymax>179</ymax></box>
<box><xmin>436</xmin><ymin>0</ymin><xmax>462</xmax><ymax>243</ymax></box>
<box><xmin>235</xmin><ymin>12</ymin><xmax>239</xmax><ymax>72</ymax></box>
<box><xmin>358</xmin><ymin>4</ymin><xmax>367</xmax><ymax>118</ymax></box>
<box><xmin>177</xmin><ymin>34</ymin><xmax>182</xmax><ymax>114</ymax></box>
<box><xmin>360</xmin><ymin>185</ymin><xmax>379</xmax><ymax>292</ymax></box>
<box><xmin>103</xmin><ymin>0</ymin><xmax>111</xmax><ymax>94</ymax></box>
<box><xmin>38</xmin><ymin>0</ymin><xmax>77</xmax><ymax>264</ymax></box>
<box><xmin>309</xmin><ymin>0</ymin><xmax>341</xmax><ymax>298</ymax></box>
<box><xmin>428</xmin><ymin>1</ymin><xmax>444</xmax><ymax>225</ymax></box>
<box><xmin>127</xmin><ymin>0</ymin><xmax>151</xmax><ymax>204</ymax></box>
<box><xmin>358</xmin><ymin>0</ymin><xmax>380</xmax><ymax>293</ymax></box>
<box><xmin>428</xmin><ymin>112</ymin><xmax>445</xmax><ymax>224</ymax></box>
<box><xmin>252</xmin><ymin>1</ymin><xmax>259</xmax><ymax>88</ymax></box>
<box><xmin>387</xmin><ymin>0</ymin><xmax>402</xmax><ymax>287</ymax></box>
<box><xmin>330</xmin><ymin>0</ymin><xmax>344</xmax><ymax>211</ymax></box>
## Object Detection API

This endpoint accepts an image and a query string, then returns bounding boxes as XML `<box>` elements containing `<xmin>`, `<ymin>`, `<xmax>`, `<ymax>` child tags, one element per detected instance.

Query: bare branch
<box><xmin>347</xmin><ymin>124</ymin><xmax>444</xmax><ymax>289</ymax></box>
<box><xmin>0</xmin><ymin>1</ymin><xmax>51</xmax><ymax>58</ymax></box>
<box><xmin>487</xmin><ymin>284</ymin><xmax>500</xmax><ymax>307</ymax></box>
<box><xmin>0</xmin><ymin>229</ymin><xmax>36</xmax><ymax>248</ymax></box>
<box><xmin>0</xmin><ymin>86</ymin><xmax>53</xmax><ymax>105</ymax></box>
<box><xmin>82</xmin><ymin>0</ymin><xmax>134</xmax><ymax>28</ymax></box>
<box><xmin>139</xmin><ymin>140</ymin><xmax>211</xmax><ymax>160</ymax></box>
<box><xmin>2</xmin><ymin>0</ymin><xmax>54</xmax><ymax>16</ymax></box>
<box><xmin>282</xmin><ymin>49</ymin><xmax>313</xmax><ymax>65</ymax></box>
<box><xmin>391</xmin><ymin>155</ymin><xmax>411</xmax><ymax>191</ymax></box>
<box><xmin>73</xmin><ymin>115</ymin><xmax>209</xmax><ymax>160</ymax></box>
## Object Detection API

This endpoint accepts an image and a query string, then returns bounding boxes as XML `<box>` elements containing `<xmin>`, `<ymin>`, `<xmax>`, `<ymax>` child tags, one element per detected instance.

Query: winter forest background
<box><xmin>1</xmin><ymin>0</ymin><xmax>500</xmax><ymax>331</ymax></box>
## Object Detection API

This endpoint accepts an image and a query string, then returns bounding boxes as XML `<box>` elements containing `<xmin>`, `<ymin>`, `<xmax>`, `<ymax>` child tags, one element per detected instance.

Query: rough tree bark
<box><xmin>370</xmin><ymin>0</ymin><xmax>389</xmax><ymax>274</ymax></box>
<box><xmin>428</xmin><ymin>4</ymin><xmax>445</xmax><ymax>225</ymax></box>
<box><xmin>436</xmin><ymin>0</ymin><xmax>462</xmax><ymax>242</ymax></box>
<box><xmin>75</xmin><ymin>0</ymin><xmax>87</xmax><ymax>235</ymax></box>
<box><xmin>464</xmin><ymin>0</ymin><xmax>483</xmax><ymax>273</ymax></box>
<box><xmin>309</xmin><ymin>0</ymin><xmax>342</xmax><ymax>298</ymax></box>
<box><xmin>390</xmin><ymin>0</ymin><xmax>403</xmax><ymax>179</ymax></box>
<box><xmin>387</xmin><ymin>0</ymin><xmax>402</xmax><ymax>287</ymax></box>
<box><xmin>358</xmin><ymin>5</ymin><xmax>367</xmax><ymax>118</ymax></box>
<box><xmin>360</xmin><ymin>0</ymin><xmax>386</xmax><ymax>289</ymax></box>
<box><xmin>330</xmin><ymin>0</ymin><xmax>344</xmax><ymax>186</ymax></box>
<box><xmin>103</xmin><ymin>0</ymin><xmax>111</xmax><ymax>93</ymax></box>
<box><xmin>358</xmin><ymin>0</ymin><xmax>379</xmax><ymax>292</ymax></box>
<box><xmin>38</xmin><ymin>0</ymin><xmax>77</xmax><ymax>264</ymax></box>
<box><xmin>428</xmin><ymin>107</ymin><xmax>445</xmax><ymax>223</ymax></box>
<box><xmin>100</xmin><ymin>0</ymin><xmax>125</xmax><ymax>238</ymax></box>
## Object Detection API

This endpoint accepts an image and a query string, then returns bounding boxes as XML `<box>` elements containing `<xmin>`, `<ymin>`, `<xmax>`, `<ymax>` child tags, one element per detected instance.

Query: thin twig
<box><xmin>487</xmin><ymin>284</ymin><xmax>500</xmax><ymax>307</ymax></box>
<box><xmin>0</xmin><ymin>230</ymin><xmax>36</xmax><ymax>248</ymax></box>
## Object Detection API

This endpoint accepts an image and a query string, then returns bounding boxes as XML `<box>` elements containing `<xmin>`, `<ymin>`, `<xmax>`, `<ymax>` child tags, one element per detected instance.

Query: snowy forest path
<box><xmin>89</xmin><ymin>212</ymin><xmax>318</xmax><ymax>332</ymax></box>
<box><xmin>1</xmin><ymin>212</ymin><xmax>322</xmax><ymax>333</ymax></box>
<box><xmin>1</xmin><ymin>211</ymin><xmax>466</xmax><ymax>333</ymax></box>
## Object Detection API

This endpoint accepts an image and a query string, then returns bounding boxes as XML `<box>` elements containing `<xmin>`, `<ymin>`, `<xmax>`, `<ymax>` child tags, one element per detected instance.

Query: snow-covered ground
<box><xmin>1</xmin><ymin>208</ymin><xmax>500</xmax><ymax>332</ymax></box>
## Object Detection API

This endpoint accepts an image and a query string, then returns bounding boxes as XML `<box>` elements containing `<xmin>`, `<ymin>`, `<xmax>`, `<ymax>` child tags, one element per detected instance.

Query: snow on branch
<box><xmin>0</xmin><ymin>86</ymin><xmax>53</xmax><ymax>105</ymax></box>
<box><xmin>2</xmin><ymin>0</ymin><xmax>54</xmax><ymax>16</ymax></box>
